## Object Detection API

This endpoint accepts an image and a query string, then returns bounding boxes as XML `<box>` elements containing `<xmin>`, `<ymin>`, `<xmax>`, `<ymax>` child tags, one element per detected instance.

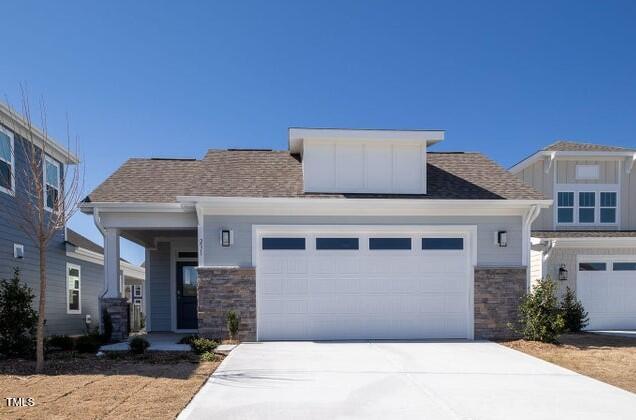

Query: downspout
<box><xmin>92</xmin><ymin>208</ymin><xmax>110</xmax><ymax>332</ymax></box>
<box><xmin>523</xmin><ymin>205</ymin><xmax>542</xmax><ymax>291</ymax></box>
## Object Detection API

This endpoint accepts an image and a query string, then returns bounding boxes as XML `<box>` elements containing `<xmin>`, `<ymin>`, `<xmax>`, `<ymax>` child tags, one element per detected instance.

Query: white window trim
<box><xmin>66</xmin><ymin>263</ymin><xmax>81</xmax><ymax>314</ymax></box>
<box><xmin>577</xmin><ymin>191</ymin><xmax>596</xmax><ymax>225</ymax></box>
<box><xmin>0</xmin><ymin>125</ymin><xmax>15</xmax><ymax>196</ymax></box>
<box><xmin>133</xmin><ymin>285</ymin><xmax>142</xmax><ymax>297</ymax></box>
<box><xmin>556</xmin><ymin>191</ymin><xmax>575</xmax><ymax>224</ymax></box>
<box><xmin>555</xmin><ymin>186</ymin><xmax>620</xmax><ymax>226</ymax></box>
<box><xmin>44</xmin><ymin>155</ymin><xmax>61</xmax><ymax>212</ymax></box>
<box><xmin>600</xmin><ymin>191</ymin><xmax>618</xmax><ymax>224</ymax></box>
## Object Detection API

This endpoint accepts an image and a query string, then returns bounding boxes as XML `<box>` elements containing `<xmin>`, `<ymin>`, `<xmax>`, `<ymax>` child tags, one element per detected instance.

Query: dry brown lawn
<box><xmin>0</xmin><ymin>352</ymin><xmax>221</xmax><ymax>420</ymax></box>
<box><xmin>502</xmin><ymin>333</ymin><xmax>636</xmax><ymax>394</ymax></box>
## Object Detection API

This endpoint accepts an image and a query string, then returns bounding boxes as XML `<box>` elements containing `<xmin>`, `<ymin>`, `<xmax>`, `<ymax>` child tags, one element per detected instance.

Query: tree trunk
<box><xmin>35</xmin><ymin>244</ymin><xmax>46</xmax><ymax>373</ymax></box>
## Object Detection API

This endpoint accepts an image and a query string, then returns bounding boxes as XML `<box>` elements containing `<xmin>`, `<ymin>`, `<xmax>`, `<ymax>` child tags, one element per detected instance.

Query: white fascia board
<box><xmin>536</xmin><ymin>237</ymin><xmax>636</xmax><ymax>248</ymax></box>
<box><xmin>66</xmin><ymin>245</ymin><xmax>145</xmax><ymax>280</ymax></box>
<box><xmin>179</xmin><ymin>196</ymin><xmax>552</xmax><ymax>217</ymax></box>
<box><xmin>510</xmin><ymin>150</ymin><xmax>635</xmax><ymax>174</ymax></box>
<box><xmin>80</xmin><ymin>202</ymin><xmax>194</xmax><ymax>214</ymax></box>
<box><xmin>0</xmin><ymin>102</ymin><xmax>79</xmax><ymax>164</ymax></box>
<box><xmin>288</xmin><ymin>128</ymin><xmax>445</xmax><ymax>154</ymax></box>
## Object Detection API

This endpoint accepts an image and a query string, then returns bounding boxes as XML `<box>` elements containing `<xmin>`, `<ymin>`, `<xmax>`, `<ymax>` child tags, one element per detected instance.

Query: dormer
<box><xmin>289</xmin><ymin>128</ymin><xmax>444</xmax><ymax>194</ymax></box>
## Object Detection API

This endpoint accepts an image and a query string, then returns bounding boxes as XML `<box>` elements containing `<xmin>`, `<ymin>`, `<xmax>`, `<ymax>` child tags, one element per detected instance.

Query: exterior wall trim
<box><xmin>66</xmin><ymin>262</ymin><xmax>82</xmax><ymax>315</ymax></box>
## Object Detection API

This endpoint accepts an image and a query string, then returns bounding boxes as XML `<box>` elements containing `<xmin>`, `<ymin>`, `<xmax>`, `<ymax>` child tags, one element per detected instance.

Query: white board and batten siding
<box><xmin>302</xmin><ymin>140</ymin><xmax>427</xmax><ymax>194</ymax></box>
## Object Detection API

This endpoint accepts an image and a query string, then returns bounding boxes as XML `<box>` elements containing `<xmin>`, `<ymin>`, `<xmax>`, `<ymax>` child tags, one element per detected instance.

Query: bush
<box><xmin>75</xmin><ymin>334</ymin><xmax>102</xmax><ymax>353</ymax></box>
<box><xmin>129</xmin><ymin>336</ymin><xmax>150</xmax><ymax>354</ymax></box>
<box><xmin>561</xmin><ymin>287</ymin><xmax>589</xmax><ymax>332</ymax></box>
<box><xmin>0</xmin><ymin>268</ymin><xmax>38</xmax><ymax>357</ymax></box>
<box><xmin>48</xmin><ymin>335</ymin><xmax>74</xmax><ymax>351</ymax></box>
<box><xmin>509</xmin><ymin>277</ymin><xmax>565</xmax><ymax>343</ymax></box>
<box><xmin>190</xmin><ymin>337</ymin><xmax>218</xmax><ymax>355</ymax></box>
<box><xmin>101</xmin><ymin>308</ymin><xmax>113</xmax><ymax>343</ymax></box>
<box><xmin>226</xmin><ymin>310</ymin><xmax>240</xmax><ymax>341</ymax></box>
<box><xmin>178</xmin><ymin>335</ymin><xmax>199</xmax><ymax>345</ymax></box>
<box><xmin>200</xmin><ymin>351</ymin><xmax>217</xmax><ymax>362</ymax></box>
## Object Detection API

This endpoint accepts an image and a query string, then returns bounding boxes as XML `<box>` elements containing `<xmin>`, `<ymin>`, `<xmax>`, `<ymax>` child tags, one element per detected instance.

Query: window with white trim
<box><xmin>134</xmin><ymin>285</ymin><xmax>142</xmax><ymax>297</ymax></box>
<box><xmin>578</xmin><ymin>192</ymin><xmax>595</xmax><ymax>224</ymax></box>
<box><xmin>600</xmin><ymin>192</ymin><xmax>617</xmax><ymax>224</ymax></box>
<box><xmin>557</xmin><ymin>192</ymin><xmax>574</xmax><ymax>224</ymax></box>
<box><xmin>67</xmin><ymin>264</ymin><xmax>81</xmax><ymax>314</ymax></box>
<box><xmin>44</xmin><ymin>156</ymin><xmax>60</xmax><ymax>211</ymax></box>
<box><xmin>0</xmin><ymin>125</ymin><xmax>15</xmax><ymax>195</ymax></box>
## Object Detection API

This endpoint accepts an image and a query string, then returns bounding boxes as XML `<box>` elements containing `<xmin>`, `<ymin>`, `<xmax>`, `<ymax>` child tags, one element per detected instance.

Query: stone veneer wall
<box><xmin>474</xmin><ymin>267</ymin><xmax>527</xmax><ymax>340</ymax></box>
<box><xmin>100</xmin><ymin>297</ymin><xmax>129</xmax><ymax>342</ymax></box>
<box><xmin>197</xmin><ymin>267</ymin><xmax>256</xmax><ymax>341</ymax></box>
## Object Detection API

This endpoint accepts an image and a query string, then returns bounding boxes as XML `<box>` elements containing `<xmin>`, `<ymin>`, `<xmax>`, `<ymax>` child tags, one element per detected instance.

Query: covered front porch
<box><xmin>90</xmin><ymin>203</ymin><xmax>203</xmax><ymax>340</ymax></box>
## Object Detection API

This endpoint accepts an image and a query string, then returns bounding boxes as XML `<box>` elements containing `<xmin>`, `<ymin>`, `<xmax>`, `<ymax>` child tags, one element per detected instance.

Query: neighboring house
<box><xmin>510</xmin><ymin>141</ymin><xmax>636</xmax><ymax>330</ymax></box>
<box><xmin>65</xmin><ymin>228</ymin><xmax>146</xmax><ymax>332</ymax></box>
<box><xmin>82</xmin><ymin>128</ymin><xmax>550</xmax><ymax>341</ymax></box>
<box><xmin>0</xmin><ymin>103</ymin><xmax>145</xmax><ymax>336</ymax></box>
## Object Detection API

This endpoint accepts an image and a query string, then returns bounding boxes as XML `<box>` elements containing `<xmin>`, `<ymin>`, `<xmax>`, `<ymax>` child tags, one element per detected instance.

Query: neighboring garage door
<box><xmin>578</xmin><ymin>258</ymin><xmax>636</xmax><ymax>330</ymax></box>
<box><xmin>254</xmin><ymin>226</ymin><xmax>475</xmax><ymax>341</ymax></box>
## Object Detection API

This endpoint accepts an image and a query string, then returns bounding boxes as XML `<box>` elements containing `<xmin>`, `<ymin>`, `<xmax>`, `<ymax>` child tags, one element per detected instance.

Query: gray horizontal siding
<box><xmin>149</xmin><ymin>242</ymin><xmax>171</xmax><ymax>331</ymax></box>
<box><xmin>203</xmin><ymin>215</ymin><xmax>524</xmax><ymax>267</ymax></box>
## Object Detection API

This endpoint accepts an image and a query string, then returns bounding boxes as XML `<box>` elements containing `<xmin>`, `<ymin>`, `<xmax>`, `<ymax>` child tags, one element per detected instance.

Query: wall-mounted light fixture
<box><xmin>559</xmin><ymin>264</ymin><xmax>568</xmax><ymax>281</ymax></box>
<box><xmin>14</xmin><ymin>244</ymin><xmax>24</xmax><ymax>259</ymax></box>
<box><xmin>495</xmin><ymin>231</ymin><xmax>508</xmax><ymax>247</ymax></box>
<box><xmin>220</xmin><ymin>229</ymin><xmax>233</xmax><ymax>247</ymax></box>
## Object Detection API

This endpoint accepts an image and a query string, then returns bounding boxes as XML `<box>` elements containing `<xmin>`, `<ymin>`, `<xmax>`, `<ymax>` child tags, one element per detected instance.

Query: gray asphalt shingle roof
<box><xmin>86</xmin><ymin>150</ymin><xmax>546</xmax><ymax>203</ymax></box>
<box><xmin>543</xmin><ymin>141</ymin><xmax>634</xmax><ymax>152</ymax></box>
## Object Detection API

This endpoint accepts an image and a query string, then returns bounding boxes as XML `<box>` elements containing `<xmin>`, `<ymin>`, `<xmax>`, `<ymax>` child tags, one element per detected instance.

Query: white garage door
<box><xmin>578</xmin><ymin>258</ymin><xmax>636</xmax><ymax>330</ymax></box>
<box><xmin>255</xmin><ymin>226</ymin><xmax>474</xmax><ymax>341</ymax></box>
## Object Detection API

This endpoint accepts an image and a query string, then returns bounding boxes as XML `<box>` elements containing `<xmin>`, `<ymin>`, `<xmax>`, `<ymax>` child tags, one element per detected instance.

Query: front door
<box><xmin>177</xmin><ymin>261</ymin><xmax>198</xmax><ymax>330</ymax></box>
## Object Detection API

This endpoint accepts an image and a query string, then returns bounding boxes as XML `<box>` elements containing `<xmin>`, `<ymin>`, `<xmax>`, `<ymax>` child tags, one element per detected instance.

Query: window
<box><xmin>134</xmin><ymin>285</ymin><xmax>142</xmax><ymax>297</ymax></box>
<box><xmin>66</xmin><ymin>264</ymin><xmax>81</xmax><ymax>314</ymax></box>
<box><xmin>557</xmin><ymin>192</ymin><xmax>574</xmax><ymax>223</ymax></box>
<box><xmin>578</xmin><ymin>192</ymin><xmax>595</xmax><ymax>223</ymax></box>
<box><xmin>0</xmin><ymin>126</ymin><xmax>14</xmax><ymax>194</ymax></box>
<box><xmin>369</xmin><ymin>238</ymin><xmax>411</xmax><ymax>250</ymax></box>
<box><xmin>262</xmin><ymin>237</ymin><xmax>305</xmax><ymax>250</ymax></box>
<box><xmin>575</xmin><ymin>165</ymin><xmax>600</xmax><ymax>180</ymax></box>
<box><xmin>578</xmin><ymin>262</ymin><xmax>606</xmax><ymax>271</ymax></box>
<box><xmin>600</xmin><ymin>192</ymin><xmax>617</xmax><ymax>224</ymax></box>
<box><xmin>422</xmin><ymin>238</ymin><xmax>464</xmax><ymax>250</ymax></box>
<box><xmin>613</xmin><ymin>262</ymin><xmax>636</xmax><ymax>271</ymax></box>
<box><xmin>44</xmin><ymin>156</ymin><xmax>60</xmax><ymax>211</ymax></box>
<box><xmin>316</xmin><ymin>238</ymin><xmax>359</xmax><ymax>250</ymax></box>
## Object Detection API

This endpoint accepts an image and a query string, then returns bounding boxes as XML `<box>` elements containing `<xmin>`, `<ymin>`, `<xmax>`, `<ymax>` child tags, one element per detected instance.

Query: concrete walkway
<box><xmin>178</xmin><ymin>341</ymin><xmax>636</xmax><ymax>420</ymax></box>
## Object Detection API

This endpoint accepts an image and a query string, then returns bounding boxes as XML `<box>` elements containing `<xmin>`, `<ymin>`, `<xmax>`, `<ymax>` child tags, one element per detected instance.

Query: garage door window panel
<box><xmin>262</xmin><ymin>237</ymin><xmax>306</xmax><ymax>250</ymax></box>
<box><xmin>316</xmin><ymin>238</ymin><xmax>359</xmax><ymax>250</ymax></box>
<box><xmin>579</xmin><ymin>262</ymin><xmax>607</xmax><ymax>271</ymax></box>
<box><xmin>613</xmin><ymin>262</ymin><xmax>636</xmax><ymax>271</ymax></box>
<box><xmin>369</xmin><ymin>238</ymin><xmax>411</xmax><ymax>250</ymax></box>
<box><xmin>422</xmin><ymin>238</ymin><xmax>464</xmax><ymax>250</ymax></box>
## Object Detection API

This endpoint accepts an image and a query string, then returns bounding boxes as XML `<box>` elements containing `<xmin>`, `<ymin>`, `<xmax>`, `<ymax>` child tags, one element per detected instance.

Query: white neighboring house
<box><xmin>82</xmin><ymin>128</ymin><xmax>551</xmax><ymax>342</ymax></box>
<box><xmin>510</xmin><ymin>140</ymin><xmax>636</xmax><ymax>330</ymax></box>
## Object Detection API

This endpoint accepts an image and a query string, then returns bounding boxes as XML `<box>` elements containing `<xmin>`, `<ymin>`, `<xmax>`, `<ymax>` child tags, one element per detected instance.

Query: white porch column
<box><xmin>103</xmin><ymin>228</ymin><xmax>121</xmax><ymax>298</ymax></box>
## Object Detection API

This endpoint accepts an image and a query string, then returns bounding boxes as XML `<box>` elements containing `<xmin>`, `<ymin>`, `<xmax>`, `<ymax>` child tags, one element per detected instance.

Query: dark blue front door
<box><xmin>177</xmin><ymin>261</ymin><xmax>198</xmax><ymax>330</ymax></box>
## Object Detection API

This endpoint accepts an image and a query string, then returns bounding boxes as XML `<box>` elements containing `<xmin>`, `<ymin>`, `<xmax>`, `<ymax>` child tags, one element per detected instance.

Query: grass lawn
<box><xmin>502</xmin><ymin>333</ymin><xmax>636</xmax><ymax>394</ymax></box>
<box><xmin>0</xmin><ymin>352</ymin><xmax>221</xmax><ymax>419</ymax></box>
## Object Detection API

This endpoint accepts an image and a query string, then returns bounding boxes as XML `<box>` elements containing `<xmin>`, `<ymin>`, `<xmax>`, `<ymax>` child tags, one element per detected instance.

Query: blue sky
<box><xmin>2</xmin><ymin>1</ymin><xmax>636</xmax><ymax>264</ymax></box>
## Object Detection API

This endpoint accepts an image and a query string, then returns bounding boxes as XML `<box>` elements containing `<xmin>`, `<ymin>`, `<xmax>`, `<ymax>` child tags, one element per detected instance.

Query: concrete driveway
<box><xmin>178</xmin><ymin>341</ymin><xmax>636</xmax><ymax>420</ymax></box>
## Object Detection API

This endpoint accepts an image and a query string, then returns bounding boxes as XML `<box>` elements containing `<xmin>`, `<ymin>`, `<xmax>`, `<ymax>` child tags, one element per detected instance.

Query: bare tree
<box><xmin>2</xmin><ymin>87</ymin><xmax>83</xmax><ymax>372</ymax></box>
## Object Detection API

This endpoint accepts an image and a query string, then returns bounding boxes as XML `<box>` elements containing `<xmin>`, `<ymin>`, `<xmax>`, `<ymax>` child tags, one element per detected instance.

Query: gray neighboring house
<box><xmin>0</xmin><ymin>103</ymin><xmax>144</xmax><ymax>336</ymax></box>
<box><xmin>510</xmin><ymin>141</ymin><xmax>636</xmax><ymax>330</ymax></box>
<box><xmin>82</xmin><ymin>128</ymin><xmax>550</xmax><ymax>342</ymax></box>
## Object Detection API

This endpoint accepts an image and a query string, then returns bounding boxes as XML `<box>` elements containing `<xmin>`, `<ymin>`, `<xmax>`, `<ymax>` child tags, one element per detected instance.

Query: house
<box><xmin>510</xmin><ymin>141</ymin><xmax>636</xmax><ymax>330</ymax></box>
<box><xmin>0</xmin><ymin>103</ymin><xmax>144</xmax><ymax>336</ymax></box>
<box><xmin>65</xmin><ymin>228</ymin><xmax>146</xmax><ymax>332</ymax></box>
<box><xmin>82</xmin><ymin>128</ymin><xmax>550</xmax><ymax>341</ymax></box>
